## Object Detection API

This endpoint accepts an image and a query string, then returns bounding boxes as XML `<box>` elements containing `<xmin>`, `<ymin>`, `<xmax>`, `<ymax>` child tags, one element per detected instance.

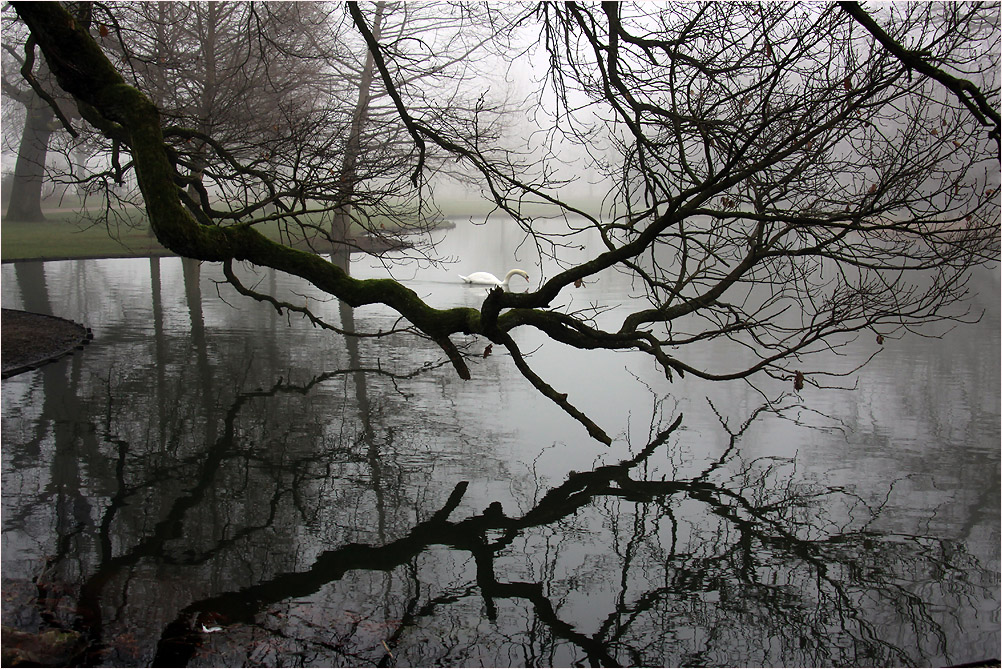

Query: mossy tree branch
<box><xmin>10</xmin><ymin>1</ymin><xmax>597</xmax><ymax>438</ymax></box>
<box><xmin>12</xmin><ymin>2</ymin><xmax>480</xmax><ymax>361</ymax></box>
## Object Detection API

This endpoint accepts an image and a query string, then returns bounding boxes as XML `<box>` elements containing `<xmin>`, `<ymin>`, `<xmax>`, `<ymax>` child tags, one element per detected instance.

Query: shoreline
<box><xmin>1</xmin><ymin>309</ymin><xmax>93</xmax><ymax>379</ymax></box>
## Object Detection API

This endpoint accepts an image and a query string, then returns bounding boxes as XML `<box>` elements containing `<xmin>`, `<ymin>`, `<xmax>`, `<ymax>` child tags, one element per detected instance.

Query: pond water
<box><xmin>2</xmin><ymin>218</ymin><xmax>999</xmax><ymax>667</ymax></box>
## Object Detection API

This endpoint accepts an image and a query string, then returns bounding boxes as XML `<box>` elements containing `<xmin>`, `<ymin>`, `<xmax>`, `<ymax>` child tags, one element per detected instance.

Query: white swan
<box><xmin>458</xmin><ymin>269</ymin><xmax>529</xmax><ymax>292</ymax></box>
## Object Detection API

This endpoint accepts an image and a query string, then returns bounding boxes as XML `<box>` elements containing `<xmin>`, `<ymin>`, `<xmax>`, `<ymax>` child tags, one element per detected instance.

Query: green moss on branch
<box><xmin>12</xmin><ymin>1</ymin><xmax>483</xmax><ymax>344</ymax></box>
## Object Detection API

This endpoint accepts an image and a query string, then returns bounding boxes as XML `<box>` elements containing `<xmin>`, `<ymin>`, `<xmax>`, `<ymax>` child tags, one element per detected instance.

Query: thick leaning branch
<box><xmin>12</xmin><ymin>1</ymin><xmax>479</xmax><ymax>375</ymax></box>
<box><xmin>351</xmin><ymin>1</ymin><xmax>768</xmax><ymax>332</ymax></box>
<box><xmin>12</xmin><ymin>0</ymin><xmax>614</xmax><ymax>438</ymax></box>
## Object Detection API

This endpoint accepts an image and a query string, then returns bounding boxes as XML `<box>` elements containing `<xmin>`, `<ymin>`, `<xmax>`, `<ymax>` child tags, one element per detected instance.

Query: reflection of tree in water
<box><xmin>2</xmin><ymin>264</ymin><xmax>995</xmax><ymax>667</ymax></box>
<box><xmin>1</xmin><ymin>256</ymin><xmax>446</xmax><ymax>664</ymax></box>
<box><xmin>145</xmin><ymin>403</ymin><xmax>992</xmax><ymax>668</ymax></box>
<box><xmin>4</xmin><ymin>358</ymin><xmax>446</xmax><ymax>664</ymax></box>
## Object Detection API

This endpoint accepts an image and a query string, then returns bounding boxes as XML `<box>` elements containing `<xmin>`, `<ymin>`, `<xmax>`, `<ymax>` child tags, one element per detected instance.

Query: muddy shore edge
<box><xmin>1</xmin><ymin>309</ymin><xmax>93</xmax><ymax>379</ymax></box>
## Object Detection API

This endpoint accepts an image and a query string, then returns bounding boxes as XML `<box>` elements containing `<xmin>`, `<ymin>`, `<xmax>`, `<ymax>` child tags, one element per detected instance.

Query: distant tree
<box><xmin>1</xmin><ymin>23</ymin><xmax>75</xmax><ymax>221</ymax></box>
<box><xmin>324</xmin><ymin>1</ymin><xmax>510</xmax><ymax>256</ymax></box>
<box><xmin>11</xmin><ymin>1</ymin><xmax>999</xmax><ymax>443</ymax></box>
<box><xmin>65</xmin><ymin>1</ymin><xmax>345</xmax><ymax>237</ymax></box>
<box><xmin>2</xmin><ymin>81</ymin><xmax>54</xmax><ymax>221</ymax></box>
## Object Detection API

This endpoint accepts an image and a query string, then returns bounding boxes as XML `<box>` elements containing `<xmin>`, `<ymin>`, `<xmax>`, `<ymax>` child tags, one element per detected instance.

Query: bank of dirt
<box><xmin>1</xmin><ymin>309</ymin><xmax>92</xmax><ymax>378</ymax></box>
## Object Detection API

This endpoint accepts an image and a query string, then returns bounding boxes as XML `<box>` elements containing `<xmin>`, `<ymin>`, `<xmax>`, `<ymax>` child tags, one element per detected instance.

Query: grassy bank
<box><xmin>2</xmin><ymin>196</ymin><xmax>603</xmax><ymax>263</ymax></box>
<box><xmin>2</xmin><ymin>210</ymin><xmax>172</xmax><ymax>262</ymax></box>
<box><xmin>2</xmin><ymin>208</ymin><xmax>411</xmax><ymax>263</ymax></box>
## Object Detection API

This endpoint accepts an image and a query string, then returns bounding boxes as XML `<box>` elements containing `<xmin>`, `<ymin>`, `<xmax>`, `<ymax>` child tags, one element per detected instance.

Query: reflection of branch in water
<box><xmin>703</xmin><ymin>392</ymin><xmax>849</xmax><ymax>478</ymax></box>
<box><xmin>150</xmin><ymin>408</ymin><xmax>992</xmax><ymax>667</ymax></box>
<box><xmin>152</xmin><ymin>418</ymin><xmax>683</xmax><ymax>665</ymax></box>
<box><xmin>28</xmin><ymin>361</ymin><xmax>444</xmax><ymax>664</ymax></box>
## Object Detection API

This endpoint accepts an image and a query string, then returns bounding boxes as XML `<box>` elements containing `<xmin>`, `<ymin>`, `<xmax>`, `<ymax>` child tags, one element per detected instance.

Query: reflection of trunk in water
<box><xmin>45</xmin><ymin>254</ymin><xmax>382</xmax><ymax>661</ymax></box>
<box><xmin>24</xmin><ymin>258</ymin><xmax>228</xmax><ymax>661</ymax></box>
<box><xmin>182</xmin><ymin>257</ymin><xmax>217</xmax><ymax>446</ymax></box>
<box><xmin>10</xmin><ymin>260</ymin><xmax>101</xmax><ymax>650</ymax></box>
<box><xmin>10</xmin><ymin>265</ymin><xmax>97</xmax><ymax>576</ymax></box>
<box><xmin>83</xmin><ymin>362</ymin><xmax>412</xmax><ymax>656</ymax></box>
<box><xmin>14</xmin><ymin>261</ymin><xmax>52</xmax><ymax>315</ymax></box>
<box><xmin>10</xmin><ymin>262</ymin><xmax>53</xmax><ymax>466</ymax></box>
<box><xmin>341</xmin><ymin>298</ymin><xmax>403</xmax><ymax>628</ymax></box>
<box><xmin>335</xmin><ymin>248</ymin><xmax>395</xmax><ymax>616</ymax></box>
<box><xmin>335</xmin><ymin>252</ymin><xmax>388</xmax><ymax>543</ymax></box>
<box><xmin>150</xmin><ymin>258</ymin><xmax>168</xmax><ymax>448</ymax></box>
<box><xmin>66</xmin><ymin>375</ymin><xmax>303</xmax><ymax>661</ymax></box>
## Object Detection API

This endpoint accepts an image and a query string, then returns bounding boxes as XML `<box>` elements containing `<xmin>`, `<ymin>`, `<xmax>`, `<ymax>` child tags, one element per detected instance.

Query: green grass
<box><xmin>2</xmin><ymin>195</ymin><xmax>604</xmax><ymax>262</ymax></box>
<box><xmin>1</xmin><ymin>208</ymin><xmax>392</xmax><ymax>262</ymax></box>
<box><xmin>2</xmin><ymin>210</ymin><xmax>172</xmax><ymax>262</ymax></box>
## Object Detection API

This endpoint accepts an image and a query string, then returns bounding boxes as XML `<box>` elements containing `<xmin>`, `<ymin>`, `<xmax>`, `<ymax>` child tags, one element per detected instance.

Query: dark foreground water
<box><xmin>2</xmin><ymin>220</ymin><xmax>999</xmax><ymax>667</ymax></box>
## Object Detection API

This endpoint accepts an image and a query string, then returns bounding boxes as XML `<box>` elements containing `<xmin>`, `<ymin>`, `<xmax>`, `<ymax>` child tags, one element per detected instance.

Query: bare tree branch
<box><xmin>838</xmin><ymin>0</ymin><xmax>1000</xmax><ymax>153</ymax></box>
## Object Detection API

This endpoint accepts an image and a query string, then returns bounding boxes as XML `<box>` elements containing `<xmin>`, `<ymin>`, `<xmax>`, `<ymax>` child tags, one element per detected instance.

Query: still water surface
<box><xmin>2</xmin><ymin>219</ymin><xmax>999</xmax><ymax>667</ymax></box>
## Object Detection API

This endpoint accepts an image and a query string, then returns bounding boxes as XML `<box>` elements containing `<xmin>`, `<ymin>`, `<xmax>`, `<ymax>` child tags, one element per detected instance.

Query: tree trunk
<box><xmin>332</xmin><ymin>2</ymin><xmax>386</xmax><ymax>245</ymax></box>
<box><xmin>5</xmin><ymin>100</ymin><xmax>55</xmax><ymax>221</ymax></box>
<box><xmin>187</xmin><ymin>3</ymin><xmax>217</xmax><ymax>202</ymax></box>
